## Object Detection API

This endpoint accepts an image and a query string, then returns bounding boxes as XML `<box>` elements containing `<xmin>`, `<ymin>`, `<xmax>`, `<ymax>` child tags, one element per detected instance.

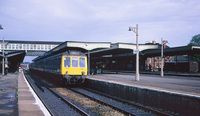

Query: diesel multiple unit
<box><xmin>29</xmin><ymin>50</ymin><xmax>87</xmax><ymax>85</ymax></box>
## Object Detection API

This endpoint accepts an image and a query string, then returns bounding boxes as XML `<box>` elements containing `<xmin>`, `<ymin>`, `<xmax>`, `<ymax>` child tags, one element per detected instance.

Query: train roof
<box><xmin>62</xmin><ymin>50</ymin><xmax>86</xmax><ymax>56</ymax></box>
<box><xmin>33</xmin><ymin>50</ymin><xmax>85</xmax><ymax>62</ymax></box>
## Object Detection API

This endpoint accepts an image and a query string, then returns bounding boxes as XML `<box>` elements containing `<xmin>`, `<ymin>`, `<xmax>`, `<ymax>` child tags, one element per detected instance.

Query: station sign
<box><xmin>133</xmin><ymin>49</ymin><xmax>139</xmax><ymax>54</ymax></box>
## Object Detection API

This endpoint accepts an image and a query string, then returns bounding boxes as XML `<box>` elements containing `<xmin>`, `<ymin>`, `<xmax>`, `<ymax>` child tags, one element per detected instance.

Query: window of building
<box><xmin>23</xmin><ymin>44</ymin><xmax>26</xmax><ymax>49</ymax></box>
<box><xmin>33</xmin><ymin>45</ymin><xmax>36</xmax><ymax>49</ymax></box>
<box><xmin>27</xmin><ymin>44</ymin><xmax>29</xmax><ymax>49</ymax></box>
<box><xmin>37</xmin><ymin>45</ymin><xmax>40</xmax><ymax>49</ymax></box>
<box><xmin>16</xmin><ymin>44</ymin><xmax>19</xmax><ymax>49</ymax></box>
<box><xmin>19</xmin><ymin>44</ymin><xmax>22</xmax><ymax>49</ymax></box>
<box><xmin>48</xmin><ymin>45</ymin><xmax>51</xmax><ymax>50</ymax></box>
<box><xmin>30</xmin><ymin>44</ymin><xmax>33</xmax><ymax>49</ymax></box>
<box><xmin>45</xmin><ymin>45</ymin><xmax>47</xmax><ymax>50</ymax></box>
<box><xmin>41</xmin><ymin>45</ymin><xmax>44</xmax><ymax>50</ymax></box>
<box><xmin>8</xmin><ymin>44</ymin><xmax>12</xmax><ymax>49</ymax></box>
<box><xmin>12</xmin><ymin>44</ymin><xmax>15</xmax><ymax>49</ymax></box>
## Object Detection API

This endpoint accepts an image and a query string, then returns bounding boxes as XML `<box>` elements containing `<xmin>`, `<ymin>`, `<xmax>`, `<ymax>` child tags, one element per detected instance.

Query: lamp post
<box><xmin>0</xmin><ymin>25</ymin><xmax>3</xmax><ymax>30</ymax></box>
<box><xmin>161</xmin><ymin>38</ymin><xmax>168</xmax><ymax>77</ymax></box>
<box><xmin>2</xmin><ymin>38</ymin><xmax>4</xmax><ymax>76</ymax></box>
<box><xmin>129</xmin><ymin>24</ymin><xmax>139</xmax><ymax>81</ymax></box>
<box><xmin>0</xmin><ymin>25</ymin><xmax>3</xmax><ymax>76</ymax></box>
<box><xmin>88</xmin><ymin>50</ymin><xmax>90</xmax><ymax>75</ymax></box>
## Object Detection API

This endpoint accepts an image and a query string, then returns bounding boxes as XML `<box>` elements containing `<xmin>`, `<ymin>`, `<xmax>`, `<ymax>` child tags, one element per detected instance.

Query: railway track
<box><xmin>70</xmin><ymin>87</ymin><xmax>170</xmax><ymax>116</ymax></box>
<box><xmin>69</xmin><ymin>87</ymin><xmax>157</xmax><ymax>116</ymax></box>
<box><xmin>25</xmin><ymin>70</ymin><xmax>168</xmax><ymax>116</ymax></box>
<box><xmin>24</xmin><ymin>70</ymin><xmax>89</xmax><ymax>116</ymax></box>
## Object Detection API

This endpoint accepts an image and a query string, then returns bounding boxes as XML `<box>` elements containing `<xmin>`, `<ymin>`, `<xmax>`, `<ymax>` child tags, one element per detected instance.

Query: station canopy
<box><xmin>32</xmin><ymin>41</ymin><xmax>200</xmax><ymax>63</ymax></box>
<box><xmin>0</xmin><ymin>51</ymin><xmax>25</xmax><ymax>72</ymax></box>
<box><xmin>51</xmin><ymin>41</ymin><xmax>111</xmax><ymax>53</ymax></box>
<box><xmin>33</xmin><ymin>41</ymin><xmax>161</xmax><ymax>61</ymax></box>
<box><xmin>33</xmin><ymin>41</ymin><xmax>111</xmax><ymax>61</ymax></box>
<box><xmin>88</xmin><ymin>43</ymin><xmax>160</xmax><ymax>57</ymax></box>
<box><xmin>143</xmin><ymin>45</ymin><xmax>200</xmax><ymax>57</ymax></box>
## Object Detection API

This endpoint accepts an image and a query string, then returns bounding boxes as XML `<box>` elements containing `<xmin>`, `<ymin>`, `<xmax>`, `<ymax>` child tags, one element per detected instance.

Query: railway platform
<box><xmin>85</xmin><ymin>73</ymin><xmax>200</xmax><ymax>115</ymax></box>
<box><xmin>0</xmin><ymin>71</ymin><xmax>50</xmax><ymax>116</ymax></box>
<box><xmin>87</xmin><ymin>73</ymin><xmax>200</xmax><ymax>96</ymax></box>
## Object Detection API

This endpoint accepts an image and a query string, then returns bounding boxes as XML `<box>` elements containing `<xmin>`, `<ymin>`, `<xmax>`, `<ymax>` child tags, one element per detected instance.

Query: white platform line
<box><xmin>22</xmin><ymin>71</ymin><xmax>51</xmax><ymax>116</ymax></box>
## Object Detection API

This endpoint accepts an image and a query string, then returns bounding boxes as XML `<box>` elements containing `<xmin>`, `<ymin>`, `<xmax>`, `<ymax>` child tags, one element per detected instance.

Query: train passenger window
<box><xmin>79</xmin><ymin>57</ymin><xmax>85</xmax><ymax>68</ymax></box>
<box><xmin>72</xmin><ymin>57</ymin><xmax>78</xmax><ymax>67</ymax></box>
<box><xmin>64</xmin><ymin>57</ymin><xmax>70</xmax><ymax>67</ymax></box>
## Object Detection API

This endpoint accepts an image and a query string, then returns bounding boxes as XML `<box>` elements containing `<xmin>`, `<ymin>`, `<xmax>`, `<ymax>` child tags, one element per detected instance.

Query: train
<box><xmin>29</xmin><ymin>50</ymin><xmax>87</xmax><ymax>85</ymax></box>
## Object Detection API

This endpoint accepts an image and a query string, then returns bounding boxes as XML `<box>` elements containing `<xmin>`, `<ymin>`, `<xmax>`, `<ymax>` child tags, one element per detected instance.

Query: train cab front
<box><xmin>61</xmin><ymin>55</ymin><xmax>87</xmax><ymax>85</ymax></box>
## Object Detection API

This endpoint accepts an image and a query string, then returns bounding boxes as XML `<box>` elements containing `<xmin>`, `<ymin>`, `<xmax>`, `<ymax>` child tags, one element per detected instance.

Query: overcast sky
<box><xmin>0</xmin><ymin>0</ymin><xmax>200</xmax><ymax>48</ymax></box>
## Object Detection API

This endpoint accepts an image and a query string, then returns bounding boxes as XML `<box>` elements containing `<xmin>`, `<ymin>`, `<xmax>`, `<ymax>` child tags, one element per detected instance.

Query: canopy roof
<box><xmin>143</xmin><ymin>46</ymin><xmax>200</xmax><ymax>57</ymax></box>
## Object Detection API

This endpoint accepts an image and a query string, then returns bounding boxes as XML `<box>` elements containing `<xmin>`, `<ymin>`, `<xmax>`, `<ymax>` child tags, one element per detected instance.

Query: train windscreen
<box><xmin>72</xmin><ymin>57</ymin><xmax>78</xmax><ymax>67</ymax></box>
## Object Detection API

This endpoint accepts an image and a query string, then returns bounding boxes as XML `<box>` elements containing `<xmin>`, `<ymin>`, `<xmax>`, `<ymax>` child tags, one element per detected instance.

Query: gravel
<box><xmin>71</xmin><ymin>87</ymin><xmax>156</xmax><ymax>116</ymax></box>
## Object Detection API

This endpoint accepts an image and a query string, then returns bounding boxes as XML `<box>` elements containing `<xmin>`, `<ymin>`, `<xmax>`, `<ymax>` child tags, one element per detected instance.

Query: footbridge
<box><xmin>0</xmin><ymin>40</ymin><xmax>62</xmax><ymax>73</ymax></box>
<box><xmin>0</xmin><ymin>40</ymin><xmax>62</xmax><ymax>56</ymax></box>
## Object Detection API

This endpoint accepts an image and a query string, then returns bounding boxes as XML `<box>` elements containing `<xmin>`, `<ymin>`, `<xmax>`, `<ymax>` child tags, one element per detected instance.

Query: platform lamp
<box><xmin>0</xmin><ymin>25</ymin><xmax>3</xmax><ymax>30</ymax></box>
<box><xmin>0</xmin><ymin>24</ymin><xmax>4</xmax><ymax>75</ymax></box>
<box><xmin>161</xmin><ymin>38</ymin><xmax>168</xmax><ymax>77</ymax></box>
<box><xmin>129</xmin><ymin>24</ymin><xmax>139</xmax><ymax>81</ymax></box>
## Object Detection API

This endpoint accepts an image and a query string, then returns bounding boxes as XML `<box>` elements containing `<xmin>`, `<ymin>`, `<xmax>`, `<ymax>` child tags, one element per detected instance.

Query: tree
<box><xmin>188</xmin><ymin>34</ymin><xmax>200</xmax><ymax>46</ymax></box>
<box><xmin>188</xmin><ymin>34</ymin><xmax>200</xmax><ymax>62</ymax></box>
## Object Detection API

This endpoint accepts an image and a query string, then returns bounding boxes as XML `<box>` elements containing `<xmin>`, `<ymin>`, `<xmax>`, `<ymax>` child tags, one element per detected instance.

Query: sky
<box><xmin>0</xmin><ymin>0</ymin><xmax>200</xmax><ymax>48</ymax></box>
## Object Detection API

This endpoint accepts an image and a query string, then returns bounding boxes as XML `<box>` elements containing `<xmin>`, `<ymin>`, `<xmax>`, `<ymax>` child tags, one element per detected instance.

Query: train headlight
<box><xmin>82</xmin><ymin>71</ymin><xmax>85</xmax><ymax>75</ymax></box>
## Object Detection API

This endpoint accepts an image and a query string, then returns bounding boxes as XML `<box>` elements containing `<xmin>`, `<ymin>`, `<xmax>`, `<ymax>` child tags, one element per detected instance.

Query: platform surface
<box><xmin>87</xmin><ymin>74</ymin><xmax>200</xmax><ymax>97</ymax></box>
<box><xmin>0</xmin><ymin>71</ymin><xmax>50</xmax><ymax>116</ymax></box>
<box><xmin>0</xmin><ymin>73</ymin><xmax>18</xmax><ymax>115</ymax></box>
<box><xmin>19</xmin><ymin>71</ymin><xmax>52</xmax><ymax>116</ymax></box>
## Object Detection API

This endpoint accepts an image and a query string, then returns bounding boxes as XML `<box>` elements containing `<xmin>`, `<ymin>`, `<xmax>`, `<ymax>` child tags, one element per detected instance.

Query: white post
<box><xmin>129</xmin><ymin>24</ymin><xmax>139</xmax><ymax>81</ymax></box>
<box><xmin>88</xmin><ymin>51</ymin><xmax>90</xmax><ymax>75</ymax></box>
<box><xmin>135</xmin><ymin>24</ymin><xmax>139</xmax><ymax>81</ymax></box>
<box><xmin>2</xmin><ymin>38</ymin><xmax>4</xmax><ymax>76</ymax></box>
<box><xmin>161</xmin><ymin>38</ymin><xmax>164</xmax><ymax>77</ymax></box>
<box><xmin>0</xmin><ymin>25</ymin><xmax>3</xmax><ymax>76</ymax></box>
